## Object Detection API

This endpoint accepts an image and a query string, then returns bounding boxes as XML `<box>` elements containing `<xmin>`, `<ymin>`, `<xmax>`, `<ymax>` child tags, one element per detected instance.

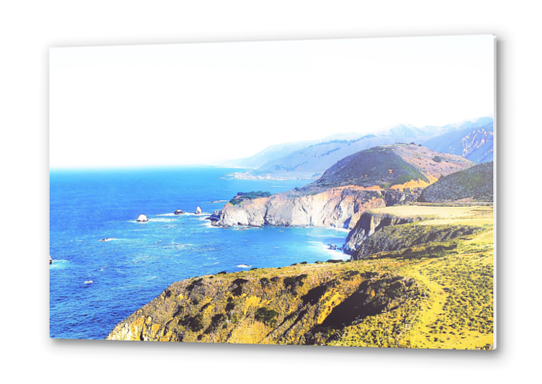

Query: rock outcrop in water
<box><xmin>195</xmin><ymin>207</ymin><xmax>202</xmax><ymax>215</ymax></box>
<box><xmin>137</xmin><ymin>214</ymin><xmax>148</xmax><ymax>222</ymax></box>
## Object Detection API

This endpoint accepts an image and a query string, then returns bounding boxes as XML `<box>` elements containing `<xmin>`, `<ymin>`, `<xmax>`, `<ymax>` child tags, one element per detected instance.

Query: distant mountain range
<box><xmin>423</xmin><ymin>122</ymin><xmax>494</xmax><ymax>164</ymax></box>
<box><xmin>224</xmin><ymin>117</ymin><xmax>493</xmax><ymax>180</ymax></box>
<box><xmin>308</xmin><ymin>143</ymin><xmax>473</xmax><ymax>190</ymax></box>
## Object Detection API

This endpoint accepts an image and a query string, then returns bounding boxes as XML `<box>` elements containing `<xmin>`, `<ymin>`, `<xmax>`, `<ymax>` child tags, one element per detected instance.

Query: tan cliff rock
<box><xmin>216</xmin><ymin>186</ymin><xmax>420</xmax><ymax>230</ymax></box>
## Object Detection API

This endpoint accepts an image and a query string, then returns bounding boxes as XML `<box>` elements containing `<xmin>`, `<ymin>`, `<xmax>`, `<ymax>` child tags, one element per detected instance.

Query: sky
<box><xmin>50</xmin><ymin>35</ymin><xmax>494</xmax><ymax>169</ymax></box>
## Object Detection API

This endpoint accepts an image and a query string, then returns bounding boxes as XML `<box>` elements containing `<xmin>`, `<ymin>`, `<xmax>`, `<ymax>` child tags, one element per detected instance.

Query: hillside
<box><xmin>107</xmin><ymin>205</ymin><xmax>494</xmax><ymax>350</ymax></box>
<box><xmin>423</xmin><ymin>123</ymin><xmax>494</xmax><ymax>164</ymax></box>
<box><xmin>232</xmin><ymin>117</ymin><xmax>492</xmax><ymax>180</ymax></box>
<box><xmin>310</xmin><ymin>143</ymin><xmax>473</xmax><ymax>190</ymax></box>
<box><xmin>215</xmin><ymin>144</ymin><xmax>473</xmax><ymax>229</ymax></box>
<box><xmin>418</xmin><ymin>162</ymin><xmax>494</xmax><ymax>203</ymax></box>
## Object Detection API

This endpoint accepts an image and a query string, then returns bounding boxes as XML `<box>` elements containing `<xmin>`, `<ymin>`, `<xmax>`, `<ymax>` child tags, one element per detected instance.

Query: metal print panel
<box><xmin>49</xmin><ymin>35</ymin><xmax>495</xmax><ymax>349</ymax></box>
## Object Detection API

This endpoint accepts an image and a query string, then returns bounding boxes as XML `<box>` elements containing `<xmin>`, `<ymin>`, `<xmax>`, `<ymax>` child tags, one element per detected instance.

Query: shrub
<box><xmin>229</xmin><ymin>191</ymin><xmax>272</xmax><ymax>205</ymax></box>
<box><xmin>433</xmin><ymin>155</ymin><xmax>442</xmax><ymax>163</ymax></box>
<box><xmin>255</xmin><ymin>307</ymin><xmax>279</xmax><ymax>327</ymax></box>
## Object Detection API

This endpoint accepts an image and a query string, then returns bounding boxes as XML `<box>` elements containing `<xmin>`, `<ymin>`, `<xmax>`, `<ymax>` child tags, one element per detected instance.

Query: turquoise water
<box><xmin>49</xmin><ymin>166</ymin><xmax>348</xmax><ymax>340</ymax></box>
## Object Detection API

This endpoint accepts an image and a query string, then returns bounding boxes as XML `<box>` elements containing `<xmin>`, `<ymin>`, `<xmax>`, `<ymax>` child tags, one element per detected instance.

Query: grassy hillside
<box><xmin>309</xmin><ymin>144</ymin><xmax>473</xmax><ymax>190</ymax></box>
<box><xmin>419</xmin><ymin>162</ymin><xmax>494</xmax><ymax>202</ymax></box>
<box><xmin>107</xmin><ymin>205</ymin><xmax>494</xmax><ymax>350</ymax></box>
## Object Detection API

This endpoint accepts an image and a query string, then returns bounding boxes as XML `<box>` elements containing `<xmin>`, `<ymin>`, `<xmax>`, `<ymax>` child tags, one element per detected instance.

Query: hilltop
<box><xmin>230</xmin><ymin>117</ymin><xmax>492</xmax><ymax>180</ymax></box>
<box><xmin>309</xmin><ymin>143</ymin><xmax>473</xmax><ymax>190</ymax></box>
<box><xmin>418</xmin><ymin>162</ymin><xmax>494</xmax><ymax>203</ymax></box>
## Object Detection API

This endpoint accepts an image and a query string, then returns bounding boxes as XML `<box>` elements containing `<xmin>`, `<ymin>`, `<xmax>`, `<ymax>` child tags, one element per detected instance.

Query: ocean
<box><xmin>49</xmin><ymin>166</ymin><xmax>348</xmax><ymax>340</ymax></box>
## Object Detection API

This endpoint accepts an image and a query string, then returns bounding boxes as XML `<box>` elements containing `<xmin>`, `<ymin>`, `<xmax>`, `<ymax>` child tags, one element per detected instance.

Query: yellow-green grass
<box><xmin>368</xmin><ymin>205</ymin><xmax>493</xmax><ymax>221</ymax></box>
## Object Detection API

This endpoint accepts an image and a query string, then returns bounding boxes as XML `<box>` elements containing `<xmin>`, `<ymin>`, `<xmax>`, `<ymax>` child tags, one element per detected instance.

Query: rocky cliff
<box><xmin>343</xmin><ymin>211</ymin><xmax>420</xmax><ymax>254</ymax></box>
<box><xmin>216</xmin><ymin>186</ymin><xmax>420</xmax><ymax>229</ymax></box>
<box><xmin>352</xmin><ymin>223</ymin><xmax>484</xmax><ymax>260</ymax></box>
<box><xmin>345</xmin><ymin>205</ymin><xmax>493</xmax><ymax>259</ymax></box>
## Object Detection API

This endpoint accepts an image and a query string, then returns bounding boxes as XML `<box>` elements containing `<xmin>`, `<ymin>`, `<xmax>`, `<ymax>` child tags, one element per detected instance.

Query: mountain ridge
<box><xmin>228</xmin><ymin>117</ymin><xmax>492</xmax><ymax>180</ymax></box>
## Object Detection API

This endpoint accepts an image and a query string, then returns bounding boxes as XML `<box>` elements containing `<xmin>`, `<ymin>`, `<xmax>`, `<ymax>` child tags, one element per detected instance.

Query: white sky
<box><xmin>50</xmin><ymin>35</ymin><xmax>494</xmax><ymax>169</ymax></box>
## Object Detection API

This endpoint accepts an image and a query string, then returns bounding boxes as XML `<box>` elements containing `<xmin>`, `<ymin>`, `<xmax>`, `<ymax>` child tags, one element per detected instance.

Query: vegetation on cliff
<box><xmin>229</xmin><ymin>191</ymin><xmax>272</xmax><ymax>206</ymax></box>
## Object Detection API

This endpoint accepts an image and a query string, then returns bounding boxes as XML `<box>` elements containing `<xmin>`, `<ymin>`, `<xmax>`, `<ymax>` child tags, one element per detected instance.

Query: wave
<box><xmin>49</xmin><ymin>260</ymin><xmax>69</xmax><ymax>269</ymax></box>
<box><xmin>306</xmin><ymin>233</ymin><xmax>346</xmax><ymax>239</ymax></box>
<box><xmin>308</xmin><ymin>242</ymin><xmax>349</xmax><ymax>260</ymax></box>
<box><xmin>237</xmin><ymin>264</ymin><xmax>252</xmax><ymax>268</ymax></box>
<box><xmin>147</xmin><ymin>218</ymin><xmax>175</xmax><ymax>223</ymax></box>
<box><xmin>83</xmin><ymin>280</ymin><xmax>94</xmax><ymax>284</ymax></box>
<box><xmin>200</xmin><ymin>221</ymin><xmax>215</xmax><ymax>229</ymax></box>
<box><xmin>156</xmin><ymin>213</ymin><xmax>176</xmax><ymax>217</ymax></box>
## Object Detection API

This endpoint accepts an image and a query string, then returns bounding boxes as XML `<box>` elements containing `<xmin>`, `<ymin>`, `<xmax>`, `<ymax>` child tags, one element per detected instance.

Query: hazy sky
<box><xmin>50</xmin><ymin>35</ymin><xmax>494</xmax><ymax>169</ymax></box>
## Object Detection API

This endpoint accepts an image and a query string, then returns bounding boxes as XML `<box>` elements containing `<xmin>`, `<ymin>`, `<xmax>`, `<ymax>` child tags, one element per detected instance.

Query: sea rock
<box><xmin>206</xmin><ymin>210</ymin><xmax>221</xmax><ymax>222</ymax></box>
<box><xmin>137</xmin><ymin>214</ymin><xmax>148</xmax><ymax>222</ymax></box>
<box><xmin>49</xmin><ymin>255</ymin><xmax>53</xmax><ymax>265</ymax></box>
<box><xmin>195</xmin><ymin>207</ymin><xmax>202</xmax><ymax>214</ymax></box>
<box><xmin>174</xmin><ymin>210</ymin><xmax>185</xmax><ymax>215</ymax></box>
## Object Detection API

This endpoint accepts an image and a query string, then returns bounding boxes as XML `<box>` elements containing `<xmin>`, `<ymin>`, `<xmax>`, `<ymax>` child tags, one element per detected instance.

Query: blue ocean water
<box><xmin>50</xmin><ymin>166</ymin><xmax>348</xmax><ymax>340</ymax></box>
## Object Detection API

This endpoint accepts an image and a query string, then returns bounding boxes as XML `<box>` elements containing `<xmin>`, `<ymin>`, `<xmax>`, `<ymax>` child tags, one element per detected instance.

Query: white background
<box><xmin>49</xmin><ymin>35</ymin><xmax>494</xmax><ymax>169</ymax></box>
<box><xmin>0</xmin><ymin>1</ymin><xmax>539</xmax><ymax>383</ymax></box>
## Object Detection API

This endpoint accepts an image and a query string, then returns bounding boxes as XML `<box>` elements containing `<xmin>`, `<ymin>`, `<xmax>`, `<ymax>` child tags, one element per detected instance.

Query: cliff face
<box><xmin>344</xmin><ymin>211</ymin><xmax>418</xmax><ymax>254</ymax></box>
<box><xmin>352</xmin><ymin>223</ymin><xmax>484</xmax><ymax>260</ymax></box>
<box><xmin>216</xmin><ymin>187</ymin><xmax>420</xmax><ymax>229</ymax></box>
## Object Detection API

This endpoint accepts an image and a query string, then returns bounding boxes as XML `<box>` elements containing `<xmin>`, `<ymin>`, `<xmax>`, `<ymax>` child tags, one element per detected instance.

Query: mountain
<box><xmin>423</xmin><ymin>122</ymin><xmax>494</xmax><ymax>163</ymax></box>
<box><xmin>418</xmin><ymin>161</ymin><xmax>494</xmax><ymax>203</ymax></box>
<box><xmin>234</xmin><ymin>134</ymin><xmax>397</xmax><ymax>180</ymax></box>
<box><xmin>224</xmin><ymin>132</ymin><xmax>382</xmax><ymax>170</ymax></box>
<box><xmin>231</xmin><ymin>117</ymin><xmax>493</xmax><ymax>180</ymax></box>
<box><xmin>215</xmin><ymin>144</ymin><xmax>473</xmax><ymax>229</ymax></box>
<box><xmin>224</xmin><ymin>139</ymin><xmax>322</xmax><ymax>169</ymax></box>
<box><xmin>309</xmin><ymin>143</ymin><xmax>473</xmax><ymax>190</ymax></box>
